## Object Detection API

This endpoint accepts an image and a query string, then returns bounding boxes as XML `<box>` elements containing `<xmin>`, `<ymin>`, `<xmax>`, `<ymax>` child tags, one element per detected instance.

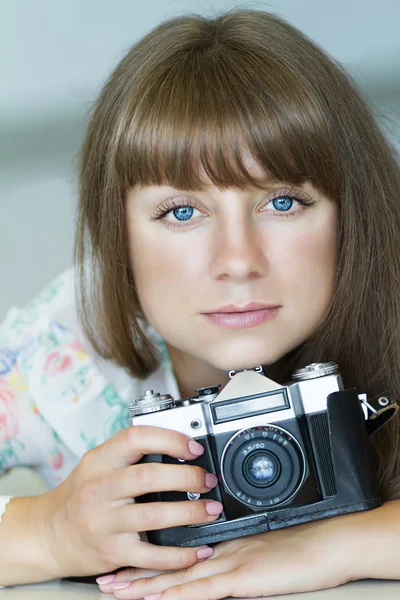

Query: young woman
<box><xmin>1</xmin><ymin>8</ymin><xmax>400</xmax><ymax>599</ymax></box>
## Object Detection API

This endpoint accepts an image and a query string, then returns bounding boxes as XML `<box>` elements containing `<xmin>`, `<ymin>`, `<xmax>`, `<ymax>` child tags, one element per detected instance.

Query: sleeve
<box><xmin>0</xmin><ymin>268</ymin><xmax>77</xmax><ymax>482</ymax></box>
<box><xmin>0</xmin><ymin>341</ymin><xmax>33</xmax><ymax>474</ymax></box>
<box><xmin>0</xmin><ymin>316</ymin><xmax>57</xmax><ymax>477</ymax></box>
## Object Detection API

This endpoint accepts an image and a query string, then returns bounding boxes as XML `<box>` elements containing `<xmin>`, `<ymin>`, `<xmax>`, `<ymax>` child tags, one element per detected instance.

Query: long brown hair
<box><xmin>75</xmin><ymin>9</ymin><xmax>400</xmax><ymax>499</ymax></box>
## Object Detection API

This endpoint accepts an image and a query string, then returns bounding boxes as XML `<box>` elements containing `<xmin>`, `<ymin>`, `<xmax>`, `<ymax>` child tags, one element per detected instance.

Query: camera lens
<box><xmin>221</xmin><ymin>425</ymin><xmax>305</xmax><ymax>508</ymax></box>
<box><xmin>243</xmin><ymin>451</ymin><xmax>281</xmax><ymax>487</ymax></box>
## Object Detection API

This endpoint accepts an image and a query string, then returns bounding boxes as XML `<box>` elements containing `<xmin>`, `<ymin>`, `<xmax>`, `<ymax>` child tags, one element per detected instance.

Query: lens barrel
<box><xmin>221</xmin><ymin>425</ymin><xmax>305</xmax><ymax>508</ymax></box>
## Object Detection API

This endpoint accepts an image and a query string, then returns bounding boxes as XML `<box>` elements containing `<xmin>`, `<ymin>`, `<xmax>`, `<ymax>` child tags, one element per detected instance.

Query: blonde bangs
<box><xmin>112</xmin><ymin>44</ymin><xmax>341</xmax><ymax>196</ymax></box>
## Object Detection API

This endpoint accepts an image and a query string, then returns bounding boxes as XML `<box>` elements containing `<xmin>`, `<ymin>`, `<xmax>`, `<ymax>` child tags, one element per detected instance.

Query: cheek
<box><xmin>278</xmin><ymin>213</ymin><xmax>338</xmax><ymax>302</ymax></box>
<box><xmin>128</xmin><ymin>230</ymin><xmax>203</xmax><ymax>308</ymax></box>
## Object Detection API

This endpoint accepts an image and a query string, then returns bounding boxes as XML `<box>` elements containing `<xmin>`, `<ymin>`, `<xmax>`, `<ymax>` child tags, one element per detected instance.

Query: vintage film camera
<box><xmin>129</xmin><ymin>362</ymin><xmax>396</xmax><ymax>547</ymax></box>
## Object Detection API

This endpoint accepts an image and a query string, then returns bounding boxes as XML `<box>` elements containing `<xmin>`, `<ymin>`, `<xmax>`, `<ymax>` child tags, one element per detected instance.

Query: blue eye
<box><xmin>173</xmin><ymin>206</ymin><xmax>194</xmax><ymax>221</ymax></box>
<box><xmin>272</xmin><ymin>197</ymin><xmax>293</xmax><ymax>212</ymax></box>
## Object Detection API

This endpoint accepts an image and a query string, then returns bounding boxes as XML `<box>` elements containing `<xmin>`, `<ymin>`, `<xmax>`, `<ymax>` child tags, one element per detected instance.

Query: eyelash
<box><xmin>150</xmin><ymin>188</ymin><xmax>316</xmax><ymax>228</ymax></box>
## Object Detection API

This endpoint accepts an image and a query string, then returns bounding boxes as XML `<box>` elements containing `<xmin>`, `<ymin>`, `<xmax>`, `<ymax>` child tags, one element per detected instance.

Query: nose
<box><xmin>210</xmin><ymin>217</ymin><xmax>267</xmax><ymax>282</ymax></box>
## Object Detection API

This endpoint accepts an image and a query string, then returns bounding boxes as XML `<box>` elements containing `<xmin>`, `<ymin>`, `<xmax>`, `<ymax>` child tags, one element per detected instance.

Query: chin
<box><xmin>206</xmin><ymin>343</ymin><xmax>286</xmax><ymax>372</ymax></box>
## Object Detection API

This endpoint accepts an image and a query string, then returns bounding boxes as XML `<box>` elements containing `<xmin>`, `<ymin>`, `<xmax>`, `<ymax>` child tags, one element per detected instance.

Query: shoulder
<box><xmin>0</xmin><ymin>266</ymin><xmax>128</xmax><ymax>391</ymax></box>
<box><xmin>0</xmin><ymin>266</ymin><xmax>176</xmax><ymax>405</ymax></box>
<box><xmin>0</xmin><ymin>267</ymin><xmax>75</xmax><ymax>349</ymax></box>
<box><xmin>0</xmin><ymin>267</ymin><xmax>174</xmax><ymax>400</ymax></box>
<box><xmin>0</xmin><ymin>267</ymin><xmax>93</xmax><ymax>410</ymax></box>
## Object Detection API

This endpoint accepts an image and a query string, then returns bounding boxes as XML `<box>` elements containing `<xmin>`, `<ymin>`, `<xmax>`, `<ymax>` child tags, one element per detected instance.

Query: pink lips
<box><xmin>202</xmin><ymin>303</ymin><xmax>280</xmax><ymax>329</ymax></box>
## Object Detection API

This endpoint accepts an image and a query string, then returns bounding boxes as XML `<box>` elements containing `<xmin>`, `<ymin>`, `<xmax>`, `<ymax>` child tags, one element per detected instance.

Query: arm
<box><xmin>102</xmin><ymin>502</ymin><xmax>400</xmax><ymax>599</ymax></box>
<box><xmin>351</xmin><ymin>499</ymin><xmax>400</xmax><ymax>580</ymax></box>
<box><xmin>0</xmin><ymin>494</ymin><xmax>62</xmax><ymax>586</ymax></box>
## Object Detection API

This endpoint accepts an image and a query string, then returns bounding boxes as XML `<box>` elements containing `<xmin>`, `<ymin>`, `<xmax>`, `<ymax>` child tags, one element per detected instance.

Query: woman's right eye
<box><xmin>170</xmin><ymin>206</ymin><xmax>195</xmax><ymax>221</ymax></box>
<box><xmin>150</xmin><ymin>200</ymin><xmax>205</xmax><ymax>227</ymax></box>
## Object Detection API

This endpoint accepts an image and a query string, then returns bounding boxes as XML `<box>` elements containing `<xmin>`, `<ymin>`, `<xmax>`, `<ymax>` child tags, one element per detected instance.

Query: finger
<box><xmin>115</xmin><ymin>571</ymin><xmax>234</xmax><ymax>600</ymax></box>
<box><xmin>158</xmin><ymin>573</ymin><xmax>234</xmax><ymax>600</ymax></box>
<box><xmin>96</xmin><ymin>568</ymin><xmax>139</xmax><ymax>594</ymax></box>
<box><xmin>97</xmin><ymin>567</ymin><xmax>174</xmax><ymax>594</ymax></box>
<box><xmin>107</xmin><ymin>462</ymin><xmax>218</xmax><ymax>499</ymax></box>
<box><xmin>112</xmin><ymin>499</ymin><xmax>223</xmax><ymax>532</ymax></box>
<box><xmin>120</xmin><ymin>540</ymin><xmax>215</xmax><ymax>571</ymax></box>
<box><xmin>96</xmin><ymin>426</ymin><xmax>205</xmax><ymax>468</ymax></box>
<box><xmin>115</xmin><ymin>556</ymin><xmax>227</xmax><ymax>599</ymax></box>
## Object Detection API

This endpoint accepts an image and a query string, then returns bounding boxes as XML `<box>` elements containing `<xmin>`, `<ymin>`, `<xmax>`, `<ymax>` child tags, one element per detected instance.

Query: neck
<box><xmin>165</xmin><ymin>343</ymin><xmax>230</xmax><ymax>399</ymax></box>
<box><xmin>165</xmin><ymin>343</ymin><xmax>305</xmax><ymax>399</ymax></box>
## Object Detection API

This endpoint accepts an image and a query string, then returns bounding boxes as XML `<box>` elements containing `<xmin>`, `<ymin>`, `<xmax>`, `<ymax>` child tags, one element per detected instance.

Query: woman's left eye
<box><xmin>263</xmin><ymin>195</ymin><xmax>302</xmax><ymax>215</ymax></box>
<box><xmin>272</xmin><ymin>197</ymin><xmax>294</xmax><ymax>211</ymax></box>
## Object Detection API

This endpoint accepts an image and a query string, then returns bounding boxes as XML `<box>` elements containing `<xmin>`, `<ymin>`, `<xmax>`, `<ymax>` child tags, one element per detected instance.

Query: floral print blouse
<box><xmin>0</xmin><ymin>268</ymin><xmax>180</xmax><ymax>498</ymax></box>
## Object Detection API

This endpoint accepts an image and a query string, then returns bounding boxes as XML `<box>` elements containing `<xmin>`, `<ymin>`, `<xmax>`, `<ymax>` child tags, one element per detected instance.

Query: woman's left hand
<box><xmin>98</xmin><ymin>512</ymin><xmax>365</xmax><ymax>599</ymax></box>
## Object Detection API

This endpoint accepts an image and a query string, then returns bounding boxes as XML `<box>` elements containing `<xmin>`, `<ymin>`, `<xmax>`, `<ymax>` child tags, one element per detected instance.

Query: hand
<box><xmin>40</xmin><ymin>426</ymin><xmax>222</xmax><ymax>578</ymax></box>
<box><xmin>97</xmin><ymin>512</ymin><xmax>364</xmax><ymax>599</ymax></box>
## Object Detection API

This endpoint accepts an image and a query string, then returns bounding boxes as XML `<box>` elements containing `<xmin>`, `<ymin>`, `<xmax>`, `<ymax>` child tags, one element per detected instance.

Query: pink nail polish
<box><xmin>188</xmin><ymin>440</ymin><xmax>204</xmax><ymax>455</ymax></box>
<box><xmin>112</xmin><ymin>581</ymin><xmax>131</xmax><ymax>590</ymax></box>
<box><xmin>96</xmin><ymin>574</ymin><xmax>116</xmax><ymax>585</ymax></box>
<box><xmin>205</xmin><ymin>472</ymin><xmax>218</xmax><ymax>488</ymax></box>
<box><xmin>206</xmin><ymin>500</ymin><xmax>223</xmax><ymax>515</ymax></box>
<box><xmin>144</xmin><ymin>595</ymin><xmax>162</xmax><ymax>600</ymax></box>
<box><xmin>197</xmin><ymin>545</ymin><xmax>214</xmax><ymax>560</ymax></box>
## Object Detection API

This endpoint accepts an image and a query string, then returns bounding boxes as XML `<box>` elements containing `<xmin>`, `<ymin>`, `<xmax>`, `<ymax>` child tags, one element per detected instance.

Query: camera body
<box><xmin>129</xmin><ymin>362</ymin><xmax>381</xmax><ymax>547</ymax></box>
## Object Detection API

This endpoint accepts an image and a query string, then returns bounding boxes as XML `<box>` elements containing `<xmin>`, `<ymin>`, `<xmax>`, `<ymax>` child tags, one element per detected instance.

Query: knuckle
<box><xmin>97</xmin><ymin>538</ymin><xmax>119</xmax><ymax>565</ymax></box>
<box><xmin>135</xmin><ymin>575</ymin><xmax>153</xmax><ymax>587</ymax></box>
<box><xmin>173</xmin><ymin>583</ymin><xmax>192</xmax><ymax>597</ymax></box>
<box><xmin>84</xmin><ymin>511</ymin><xmax>101</xmax><ymax>536</ymax></box>
<box><xmin>123</xmin><ymin>426</ymin><xmax>139</xmax><ymax>449</ymax></box>
<box><xmin>185</xmin><ymin>500</ymin><xmax>203</xmax><ymax>523</ymax></box>
<box><xmin>177</xmin><ymin>567</ymin><xmax>190</xmax><ymax>579</ymax></box>
<box><xmin>134</xmin><ymin>464</ymin><xmax>155</xmax><ymax>489</ymax></box>
<box><xmin>140</xmin><ymin>503</ymin><xmax>160</xmax><ymax>529</ymax></box>
<box><xmin>171</xmin><ymin>428</ymin><xmax>186</xmax><ymax>444</ymax></box>
<box><xmin>184</xmin><ymin>466</ymin><xmax>204</xmax><ymax>490</ymax></box>
<box><xmin>77</xmin><ymin>480</ymin><xmax>99</xmax><ymax>507</ymax></box>
<box><xmin>201</xmin><ymin>576</ymin><xmax>214</xmax><ymax>596</ymax></box>
<box><xmin>114</xmin><ymin>568</ymin><xmax>136</xmax><ymax>581</ymax></box>
<box><xmin>177</xmin><ymin>553</ymin><xmax>194</xmax><ymax>572</ymax></box>
<box><xmin>80</xmin><ymin>447</ymin><xmax>96</xmax><ymax>470</ymax></box>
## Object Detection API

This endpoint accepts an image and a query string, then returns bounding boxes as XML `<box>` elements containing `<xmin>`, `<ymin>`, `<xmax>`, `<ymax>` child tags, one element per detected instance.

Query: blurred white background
<box><xmin>0</xmin><ymin>0</ymin><xmax>399</xmax><ymax>493</ymax></box>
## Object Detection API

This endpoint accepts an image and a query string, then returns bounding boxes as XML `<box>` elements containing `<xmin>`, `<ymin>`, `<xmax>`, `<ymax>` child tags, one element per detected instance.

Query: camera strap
<box><xmin>360</xmin><ymin>393</ymin><xmax>399</xmax><ymax>435</ymax></box>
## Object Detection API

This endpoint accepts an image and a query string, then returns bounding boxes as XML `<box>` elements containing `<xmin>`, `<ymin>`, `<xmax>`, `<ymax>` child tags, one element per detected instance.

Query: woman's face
<box><xmin>126</xmin><ymin>163</ymin><xmax>339</xmax><ymax>374</ymax></box>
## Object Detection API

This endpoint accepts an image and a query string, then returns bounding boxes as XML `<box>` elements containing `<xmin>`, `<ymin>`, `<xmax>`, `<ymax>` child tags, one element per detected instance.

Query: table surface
<box><xmin>1</xmin><ymin>579</ymin><xmax>400</xmax><ymax>599</ymax></box>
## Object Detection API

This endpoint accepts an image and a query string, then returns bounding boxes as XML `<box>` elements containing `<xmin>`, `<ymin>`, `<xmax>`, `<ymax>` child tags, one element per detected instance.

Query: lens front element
<box><xmin>243</xmin><ymin>451</ymin><xmax>281</xmax><ymax>487</ymax></box>
<box><xmin>221</xmin><ymin>425</ymin><xmax>305</xmax><ymax>508</ymax></box>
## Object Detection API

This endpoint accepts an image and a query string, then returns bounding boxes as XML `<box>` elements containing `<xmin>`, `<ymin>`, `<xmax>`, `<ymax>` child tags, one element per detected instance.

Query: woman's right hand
<box><xmin>37</xmin><ymin>425</ymin><xmax>222</xmax><ymax>578</ymax></box>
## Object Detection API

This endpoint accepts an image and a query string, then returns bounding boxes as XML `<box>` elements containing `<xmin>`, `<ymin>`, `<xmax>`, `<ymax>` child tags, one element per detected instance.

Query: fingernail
<box><xmin>205</xmin><ymin>472</ymin><xmax>218</xmax><ymax>488</ymax></box>
<box><xmin>197</xmin><ymin>545</ymin><xmax>214</xmax><ymax>560</ymax></box>
<box><xmin>188</xmin><ymin>440</ymin><xmax>204</xmax><ymax>456</ymax></box>
<box><xmin>144</xmin><ymin>595</ymin><xmax>162</xmax><ymax>600</ymax></box>
<box><xmin>112</xmin><ymin>581</ymin><xmax>131</xmax><ymax>590</ymax></box>
<box><xmin>206</xmin><ymin>500</ymin><xmax>223</xmax><ymax>515</ymax></box>
<box><xmin>96</xmin><ymin>574</ymin><xmax>116</xmax><ymax>585</ymax></box>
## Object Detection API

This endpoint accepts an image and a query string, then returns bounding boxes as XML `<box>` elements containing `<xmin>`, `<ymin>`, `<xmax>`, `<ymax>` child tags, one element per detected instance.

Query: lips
<box><xmin>205</xmin><ymin>302</ymin><xmax>279</xmax><ymax>314</ymax></box>
<box><xmin>202</xmin><ymin>303</ymin><xmax>280</xmax><ymax>329</ymax></box>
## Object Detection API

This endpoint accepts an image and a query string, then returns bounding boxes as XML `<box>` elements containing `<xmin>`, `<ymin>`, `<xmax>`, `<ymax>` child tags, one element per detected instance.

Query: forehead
<box><xmin>196</xmin><ymin>153</ymin><xmax>268</xmax><ymax>188</ymax></box>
